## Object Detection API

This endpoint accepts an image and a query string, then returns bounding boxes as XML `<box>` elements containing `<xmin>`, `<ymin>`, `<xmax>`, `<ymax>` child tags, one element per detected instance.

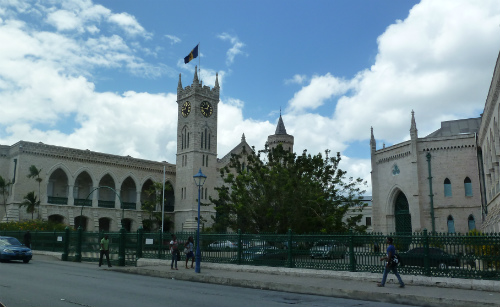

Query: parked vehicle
<box><xmin>207</xmin><ymin>240</ymin><xmax>237</xmax><ymax>250</ymax></box>
<box><xmin>231</xmin><ymin>246</ymin><xmax>287</xmax><ymax>263</ymax></box>
<box><xmin>0</xmin><ymin>236</ymin><xmax>32</xmax><ymax>263</ymax></box>
<box><xmin>309</xmin><ymin>241</ymin><xmax>346</xmax><ymax>259</ymax></box>
<box><xmin>398</xmin><ymin>247</ymin><xmax>460</xmax><ymax>270</ymax></box>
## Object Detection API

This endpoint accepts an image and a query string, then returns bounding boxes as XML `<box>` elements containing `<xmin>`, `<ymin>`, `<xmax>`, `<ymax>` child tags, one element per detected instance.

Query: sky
<box><xmin>1</xmin><ymin>0</ymin><xmax>500</xmax><ymax>196</ymax></box>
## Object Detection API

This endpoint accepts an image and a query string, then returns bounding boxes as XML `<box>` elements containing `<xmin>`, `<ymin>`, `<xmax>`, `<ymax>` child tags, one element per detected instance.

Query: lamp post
<box><xmin>193</xmin><ymin>168</ymin><xmax>207</xmax><ymax>273</ymax></box>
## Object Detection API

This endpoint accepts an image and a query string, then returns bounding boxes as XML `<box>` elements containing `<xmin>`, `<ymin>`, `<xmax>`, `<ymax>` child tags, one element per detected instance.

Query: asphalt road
<box><xmin>0</xmin><ymin>255</ymin><xmax>419</xmax><ymax>307</ymax></box>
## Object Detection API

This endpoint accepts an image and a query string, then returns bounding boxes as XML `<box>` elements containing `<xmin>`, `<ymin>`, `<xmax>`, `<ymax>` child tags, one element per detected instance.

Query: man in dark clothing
<box><xmin>377</xmin><ymin>237</ymin><xmax>404</xmax><ymax>288</ymax></box>
<box><xmin>24</xmin><ymin>231</ymin><xmax>31</xmax><ymax>248</ymax></box>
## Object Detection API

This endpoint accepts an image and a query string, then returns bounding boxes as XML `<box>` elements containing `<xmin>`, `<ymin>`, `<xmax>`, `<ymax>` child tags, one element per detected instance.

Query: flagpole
<box><xmin>198</xmin><ymin>42</ymin><xmax>201</xmax><ymax>82</ymax></box>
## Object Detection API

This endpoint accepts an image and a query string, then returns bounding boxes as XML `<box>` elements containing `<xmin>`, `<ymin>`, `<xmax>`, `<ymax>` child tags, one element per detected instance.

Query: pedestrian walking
<box><xmin>377</xmin><ymin>237</ymin><xmax>404</xmax><ymax>288</ymax></box>
<box><xmin>184</xmin><ymin>236</ymin><xmax>194</xmax><ymax>269</ymax></box>
<box><xmin>170</xmin><ymin>234</ymin><xmax>179</xmax><ymax>270</ymax></box>
<box><xmin>24</xmin><ymin>230</ymin><xmax>31</xmax><ymax>248</ymax></box>
<box><xmin>99</xmin><ymin>235</ymin><xmax>112</xmax><ymax>268</ymax></box>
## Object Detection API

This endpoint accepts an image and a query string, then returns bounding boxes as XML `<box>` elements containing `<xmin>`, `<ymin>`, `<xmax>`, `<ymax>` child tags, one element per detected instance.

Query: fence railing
<box><xmin>2</xmin><ymin>228</ymin><xmax>498</xmax><ymax>280</ymax></box>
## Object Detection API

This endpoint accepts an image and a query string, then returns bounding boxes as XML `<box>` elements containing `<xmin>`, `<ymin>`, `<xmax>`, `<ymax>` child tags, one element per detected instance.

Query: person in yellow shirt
<box><xmin>99</xmin><ymin>235</ymin><xmax>112</xmax><ymax>268</ymax></box>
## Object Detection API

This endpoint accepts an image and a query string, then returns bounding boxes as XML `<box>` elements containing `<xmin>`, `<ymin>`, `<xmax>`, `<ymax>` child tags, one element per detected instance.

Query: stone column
<box><xmin>67</xmin><ymin>184</ymin><xmax>74</xmax><ymax>206</ymax></box>
<box><xmin>136</xmin><ymin>190</ymin><xmax>141</xmax><ymax>210</ymax></box>
<box><xmin>115</xmin><ymin>188</ymin><xmax>121</xmax><ymax>209</ymax></box>
<box><xmin>92</xmin><ymin>185</ymin><xmax>98</xmax><ymax>208</ymax></box>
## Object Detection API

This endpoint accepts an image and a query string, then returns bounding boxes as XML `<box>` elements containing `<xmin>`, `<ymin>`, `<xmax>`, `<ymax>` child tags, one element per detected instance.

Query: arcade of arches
<box><xmin>46</xmin><ymin>167</ymin><xmax>175</xmax><ymax>231</ymax></box>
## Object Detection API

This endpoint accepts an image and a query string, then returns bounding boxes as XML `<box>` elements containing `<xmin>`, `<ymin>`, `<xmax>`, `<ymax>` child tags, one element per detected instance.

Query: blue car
<box><xmin>0</xmin><ymin>236</ymin><xmax>32</xmax><ymax>263</ymax></box>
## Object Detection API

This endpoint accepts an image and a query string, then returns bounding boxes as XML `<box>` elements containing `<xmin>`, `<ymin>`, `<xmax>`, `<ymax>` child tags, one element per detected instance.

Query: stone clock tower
<box><xmin>175</xmin><ymin>67</ymin><xmax>219</xmax><ymax>231</ymax></box>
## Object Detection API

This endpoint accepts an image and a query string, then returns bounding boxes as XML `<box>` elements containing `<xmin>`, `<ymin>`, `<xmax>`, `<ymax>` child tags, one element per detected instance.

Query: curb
<box><xmin>113</xmin><ymin>265</ymin><xmax>499</xmax><ymax>307</ymax></box>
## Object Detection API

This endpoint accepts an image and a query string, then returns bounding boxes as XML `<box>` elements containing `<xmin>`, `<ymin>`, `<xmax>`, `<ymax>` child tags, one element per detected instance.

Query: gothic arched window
<box><xmin>468</xmin><ymin>215</ymin><xmax>476</xmax><ymax>231</ymax></box>
<box><xmin>447</xmin><ymin>215</ymin><xmax>455</xmax><ymax>233</ymax></box>
<box><xmin>464</xmin><ymin>177</ymin><xmax>472</xmax><ymax>196</ymax></box>
<box><xmin>444</xmin><ymin>178</ymin><xmax>452</xmax><ymax>197</ymax></box>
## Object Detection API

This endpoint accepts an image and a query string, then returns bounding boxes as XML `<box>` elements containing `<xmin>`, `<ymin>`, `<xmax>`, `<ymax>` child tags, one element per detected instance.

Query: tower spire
<box><xmin>215</xmin><ymin>72</ymin><xmax>219</xmax><ymax>89</ymax></box>
<box><xmin>193</xmin><ymin>65</ymin><xmax>199</xmax><ymax>85</ymax></box>
<box><xmin>275</xmin><ymin>113</ymin><xmax>287</xmax><ymax>135</ymax></box>
<box><xmin>410</xmin><ymin>110</ymin><xmax>418</xmax><ymax>139</ymax></box>
<box><xmin>178</xmin><ymin>73</ymin><xmax>182</xmax><ymax>89</ymax></box>
<box><xmin>370</xmin><ymin>126</ymin><xmax>376</xmax><ymax>153</ymax></box>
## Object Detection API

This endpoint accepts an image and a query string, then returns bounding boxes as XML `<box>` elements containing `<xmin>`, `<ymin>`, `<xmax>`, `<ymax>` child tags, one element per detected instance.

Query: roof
<box><xmin>275</xmin><ymin>115</ymin><xmax>288</xmax><ymax>135</ymax></box>
<box><xmin>425</xmin><ymin>117</ymin><xmax>481</xmax><ymax>138</ymax></box>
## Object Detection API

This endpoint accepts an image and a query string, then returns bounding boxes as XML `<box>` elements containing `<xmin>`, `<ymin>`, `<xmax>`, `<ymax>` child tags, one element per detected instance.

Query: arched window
<box><xmin>464</xmin><ymin>177</ymin><xmax>472</xmax><ymax>196</ymax></box>
<box><xmin>447</xmin><ymin>215</ymin><xmax>455</xmax><ymax>233</ymax></box>
<box><xmin>444</xmin><ymin>178</ymin><xmax>452</xmax><ymax>197</ymax></box>
<box><xmin>468</xmin><ymin>215</ymin><xmax>476</xmax><ymax>231</ymax></box>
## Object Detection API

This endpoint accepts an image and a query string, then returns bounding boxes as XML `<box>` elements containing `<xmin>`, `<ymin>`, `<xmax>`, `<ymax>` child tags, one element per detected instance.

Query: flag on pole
<box><xmin>184</xmin><ymin>44</ymin><xmax>199</xmax><ymax>64</ymax></box>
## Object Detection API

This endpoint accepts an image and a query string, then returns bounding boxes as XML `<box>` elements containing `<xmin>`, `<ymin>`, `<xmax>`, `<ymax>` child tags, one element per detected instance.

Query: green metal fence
<box><xmin>3</xmin><ymin>228</ymin><xmax>499</xmax><ymax>280</ymax></box>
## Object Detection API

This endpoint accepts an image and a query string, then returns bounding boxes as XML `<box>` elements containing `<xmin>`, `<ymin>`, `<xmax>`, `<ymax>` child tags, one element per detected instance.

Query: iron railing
<box><xmin>3</xmin><ymin>229</ymin><xmax>498</xmax><ymax>280</ymax></box>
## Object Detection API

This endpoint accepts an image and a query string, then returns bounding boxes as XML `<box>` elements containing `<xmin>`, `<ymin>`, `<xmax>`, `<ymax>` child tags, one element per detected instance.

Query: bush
<box><xmin>0</xmin><ymin>220</ymin><xmax>68</xmax><ymax>231</ymax></box>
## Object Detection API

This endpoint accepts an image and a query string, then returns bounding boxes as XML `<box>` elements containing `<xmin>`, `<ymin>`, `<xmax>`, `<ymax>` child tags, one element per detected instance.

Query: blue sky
<box><xmin>1</xmin><ymin>0</ymin><xmax>500</xmax><ymax>195</ymax></box>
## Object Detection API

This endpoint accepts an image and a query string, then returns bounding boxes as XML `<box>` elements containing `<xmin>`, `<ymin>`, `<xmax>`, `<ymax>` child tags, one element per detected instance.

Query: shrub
<box><xmin>0</xmin><ymin>220</ymin><xmax>69</xmax><ymax>231</ymax></box>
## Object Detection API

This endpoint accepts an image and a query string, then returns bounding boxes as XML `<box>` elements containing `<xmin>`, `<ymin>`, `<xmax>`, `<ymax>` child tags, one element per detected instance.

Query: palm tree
<box><xmin>21</xmin><ymin>191</ymin><xmax>39</xmax><ymax>220</ymax></box>
<box><xmin>0</xmin><ymin>175</ymin><xmax>12</xmax><ymax>222</ymax></box>
<box><xmin>27</xmin><ymin>165</ymin><xmax>42</xmax><ymax>219</ymax></box>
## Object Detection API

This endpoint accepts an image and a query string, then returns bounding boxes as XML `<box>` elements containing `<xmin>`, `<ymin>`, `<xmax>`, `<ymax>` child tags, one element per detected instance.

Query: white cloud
<box><xmin>108</xmin><ymin>12</ymin><xmax>151</xmax><ymax>38</ymax></box>
<box><xmin>287</xmin><ymin>73</ymin><xmax>358</xmax><ymax>113</ymax></box>
<box><xmin>47</xmin><ymin>9</ymin><xmax>82</xmax><ymax>32</ymax></box>
<box><xmin>284</xmin><ymin>74</ymin><xmax>308</xmax><ymax>85</ymax></box>
<box><xmin>1</xmin><ymin>0</ymin><xmax>500</xmax><ymax>196</ymax></box>
<box><xmin>165</xmin><ymin>34</ymin><xmax>181</xmax><ymax>44</ymax></box>
<box><xmin>217</xmin><ymin>33</ymin><xmax>246</xmax><ymax>65</ymax></box>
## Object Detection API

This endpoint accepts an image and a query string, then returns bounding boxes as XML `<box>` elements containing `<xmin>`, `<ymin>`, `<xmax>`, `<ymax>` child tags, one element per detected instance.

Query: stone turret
<box><xmin>267</xmin><ymin>112</ymin><xmax>294</xmax><ymax>152</ymax></box>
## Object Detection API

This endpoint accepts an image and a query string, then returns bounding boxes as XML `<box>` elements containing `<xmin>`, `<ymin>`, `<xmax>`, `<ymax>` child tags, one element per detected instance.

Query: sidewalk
<box><xmin>115</xmin><ymin>258</ymin><xmax>499</xmax><ymax>307</ymax></box>
<box><xmin>34</xmin><ymin>251</ymin><xmax>499</xmax><ymax>307</ymax></box>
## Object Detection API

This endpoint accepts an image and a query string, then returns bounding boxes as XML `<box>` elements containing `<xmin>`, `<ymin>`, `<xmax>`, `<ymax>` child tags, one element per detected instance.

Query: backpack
<box><xmin>389</xmin><ymin>253</ymin><xmax>401</xmax><ymax>267</ymax></box>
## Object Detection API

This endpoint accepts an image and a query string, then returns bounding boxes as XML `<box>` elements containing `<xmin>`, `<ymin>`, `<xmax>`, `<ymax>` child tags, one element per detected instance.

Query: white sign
<box><xmin>57</xmin><ymin>236</ymin><xmax>63</xmax><ymax>242</ymax></box>
<box><xmin>146</xmin><ymin>238</ymin><xmax>153</xmax><ymax>245</ymax></box>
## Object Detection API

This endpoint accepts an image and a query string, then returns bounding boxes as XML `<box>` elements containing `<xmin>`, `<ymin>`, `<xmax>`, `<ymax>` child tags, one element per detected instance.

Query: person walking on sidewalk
<box><xmin>99</xmin><ymin>235</ymin><xmax>112</xmax><ymax>268</ymax></box>
<box><xmin>170</xmin><ymin>234</ymin><xmax>179</xmax><ymax>270</ymax></box>
<box><xmin>377</xmin><ymin>237</ymin><xmax>404</xmax><ymax>288</ymax></box>
<box><xmin>184</xmin><ymin>236</ymin><xmax>194</xmax><ymax>269</ymax></box>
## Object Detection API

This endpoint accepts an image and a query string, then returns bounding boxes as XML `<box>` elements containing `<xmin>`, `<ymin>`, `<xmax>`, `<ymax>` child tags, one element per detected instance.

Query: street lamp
<box><xmin>193</xmin><ymin>168</ymin><xmax>207</xmax><ymax>273</ymax></box>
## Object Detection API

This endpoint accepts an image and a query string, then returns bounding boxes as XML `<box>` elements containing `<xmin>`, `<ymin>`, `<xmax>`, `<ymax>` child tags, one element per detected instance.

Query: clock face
<box><xmin>181</xmin><ymin>101</ymin><xmax>191</xmax><ymax>117</ymax></box>
<box><xmin>200</xmin><ymin>101</ymin><xmax>213</xmax><ymax>117</ymax></box>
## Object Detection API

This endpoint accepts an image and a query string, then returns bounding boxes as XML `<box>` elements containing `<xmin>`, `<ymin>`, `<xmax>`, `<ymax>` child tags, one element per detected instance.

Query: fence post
<box><xmin>75</xmin><ymin>227</ymin><xmax>83</xmax><ymax>262</ymax></box>
<box><xmin>136</xmin><ymin>227</ymin><xmax>143</xmax><ymax>259</ymax></box>
<box><xmin>158</xmin><ymin>231</ymin><xmax>164</xmax><ymax>259</ymax></box>
<box><xmin>118</xmin><ymin>227</ymin><xmax>126</xmax><ymax>266</ymax></box>
<box><xmin>349</xmin><ymin>230</ymin><xmax>356</xmax><ymax>272</ymax></box>
<box><xmin>237</xmin><ymin>229</ymin><xmax>242</xmax><ymax>265</ymax></box>
<box><xmin>423</xmin><ymin>229</ymin><xmax>430</xmax><ymax>276</ymax></box>
<box><xmin>61</xmin><ymin>227</ymin><xmax>70</xmax><ymax>261</ymax></box>
<box><xmin>33</xmin><ymin>229</ymin><xmax>38</xmax><ymax>250</ymax></box>
<box><xmin>287</xmin><ymin>229</ymin><xmax>293</xmax><ymax>268</ymax></box>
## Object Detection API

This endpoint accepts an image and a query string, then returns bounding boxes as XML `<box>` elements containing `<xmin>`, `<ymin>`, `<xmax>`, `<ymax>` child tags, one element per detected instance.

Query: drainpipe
<box><xmin>426</xmin><ymin>152</ymin><xmax>436</xmax><ymax>233</ymax></box>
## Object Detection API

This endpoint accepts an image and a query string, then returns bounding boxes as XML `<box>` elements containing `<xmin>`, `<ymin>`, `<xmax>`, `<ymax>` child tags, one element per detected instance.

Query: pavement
<box><xmin>34</xmin><ymin>251</ymin><xmax>499</xmax><ymax>307</ymax></box>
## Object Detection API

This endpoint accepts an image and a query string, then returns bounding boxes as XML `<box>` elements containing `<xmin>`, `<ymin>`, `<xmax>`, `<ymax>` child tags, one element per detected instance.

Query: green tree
<box><xmin>141</xmin><ymin>181</ymin><xmax>174</xmax><ymax>231</ymax></box>
<box><xmin>27</xmin><ymin>165</ymin><xmax>43</xmax><ymax>219</ymax></box>
<box><xmin>210</xmin><ymin>144</ymin><xmax>367</xmax><ymax>234</ymax></box>
<box><xmin>21</xmin><ymin>191</ymin><xmax>39</xmax><ymax>220</ymax></box>
<box><xmin>0</xmin><ymin>175</ymin><xmax>12</xmax><ymax>222</ymax></box>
